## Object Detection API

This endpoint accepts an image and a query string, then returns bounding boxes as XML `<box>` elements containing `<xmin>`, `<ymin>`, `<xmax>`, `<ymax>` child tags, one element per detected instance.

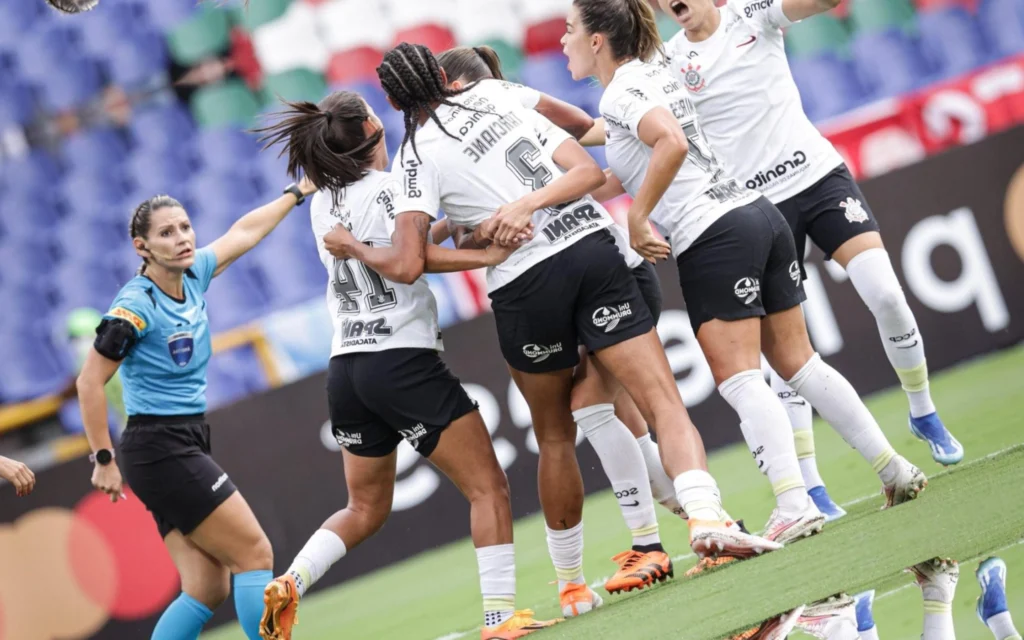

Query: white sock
<box><xmin>636</xmin><ymin>433</ymin><xmax>688</xmax><ymax>519</ymax></box>
<box><xmin>846</xmin><ymin>248</ymin><xmax>936</xmax><ymax>418</ymax></box>
<box><xmin>545</xmin><ymin>522</ymin><xmax>585</xmax><ymax>591</ymax></box>
<box><xmin>860</xmin><ymin>626</ymin><xmax>880</xmax><ymax>640</ymax></box>
<box><xmin>673</xmin><ymin>469</ymin><xmax>726</xmax><ymax>522</ymax></box>
<box><xmin>922</xmin><ymin>600</ymin><xmax>956</xmax><ymax>640</ymax></box>
<box><xmin>575</xmin><ymin>404</ymin><xmax>660</xmax><ymax>547</ymax></box>
<box><xmin>787</xmin><ymin>353</ymin><xmax>898</xmax><ymax>480</ymax></box>
<box><xmin>769</xmin><ymin>368</ymin><xmax>824</xmax><ymax>489</ymax></box>
<box><xmin>287</xmin><ymin>529</ymin><xmax>347</xmax><ymax>597</ymax></box>
<box><xmin>477</xmin><ymin>544</ymin><xmax>516</xmax><ymax>628</ymax></box>
<box><xmin>988</xmin><ymin>611</ymin><xmax>1022</xmax><ymax>640</ymax></box>
<box><xmin>718</xmin><ymin>370</ymin><xmax>805</xmax><ymax>512</ymax></box>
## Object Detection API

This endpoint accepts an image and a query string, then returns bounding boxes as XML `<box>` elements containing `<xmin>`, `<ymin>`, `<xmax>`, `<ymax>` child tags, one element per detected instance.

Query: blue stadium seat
<box><xmin>129</xmin><ymin>103</ymin><xmax>197</xmax><ymax>151</ymax></box>
<box><xmin>62</xmin><ymin>168</ymin><xmax>134</xmax><ymax>213</ymax></box>
<box><xmin>0</xmin><ymin>237</ymin><xmax>59</xmax><ymax>287</ymax></box>
<box><xmin>0</xmin><ymin>282</ymin><xmax>55</xmax><ymax>325</ymax></box>
<box><xmin>790</xmin><ymin>53</ymin><xmax>867</xmax><ymax>121</ymax></box>
<box><xmin>1</xmin><ymin>151</ymin><xmax>62</xmax><ymax>194</ymax></box>
<box><xmin>205</xmin><ymin>360</ymin><xmax>251</xmax><ymax>410</ymax></box>
<box><xmin>38</xmin><ymin>58</ymin><xmax>104</xmax><ymax>112</ymax></box>
<box><xmin>106</xmin><ymin>245</ymin><xmax>145</xmax><ymax>285</ymax></box>
<box><xmin>851</xmin><ymin>30</ymin><xmax>934</xmax><ymax>98</ymax></box>
<box><xmin>0</xmin><ymin>1</ymin><xmax>43</xmax><ymax>51</ymax></box>
<box><xmin>128</xmin><ymin>148</ymin><xmax>195</xmax><ymax>195</ymax></box>
<box><xmin>105</xmin><ymin>35</ymin><xmax>169</xmax><ymax>90</ymax></box>
<box><xmin>55</xmin><ymin>220</ymin><xmax>124</xmax><ymax>263</ymax></box>
<box><xmin>186</xmin><ymin>173</ymin><xmax>262</xmax><ymax>225</ymax></box>
<box><xmin>250</xmin><ymin>241</ymin><xmax>325</xmax><ymax>310</ymax></box>
<box><xmin>519</xmin><ymin>53</ymin><xmax>587</xmax><ymax>104</ymax></box>
<box><xmin>0</xmin><ymin>82</ymin><xmax>36</xmax><ymax>128</ymax></box>
<box><xmin>213</xmin><ymin>347</ymin><xmax>268</xmax><ymax>395</ymax></box>
<box><xmin>918</xmin><ymin>8</ymin><xmax>991</xmax><ymax>78</ymax></box>
<box><xmin>75</xmin><ymin>8</ymin><xmax>138</xmax><ymax>59</ymax></box>
<box><xmin>0</xmin><ymin>330</ymin><xmax>70</xmax><ymax>402</ymax></box>
<box><xmin>14</xmin><ymin>24</ymin><xmax>81</xmax><ymax>83</ymax></box>
<box><xmin>980</xmin><ymin>0</ymin><xmax>1024</xmax><ymax>57</ymax></box>
<box><xmin>204</xmin><ymin>265</ymin><xmax>271</xmax><ymax>333</ymax></box>
<box><xmin>0</xmin><ymin>191</ymin><xmax>62</xmax><ymax>237</ymax></box>
<box><xmin>195</xmin><ymin>127</ymin><xmax>263</xmax><ymax>174</ymax></box>
<box><xmin>63</xmin><ymin>127</ymin><xmax>130</xmax><ymax>173</ymax></box>
<box><xmin>250</xmin><ymin>146</ymin><xmax>291</xmax><ymax>192</ymax></box>
<box><xmin>145</xmin><ymin>0</ymin><xmax>201</xmax><ymax>31</ymax></box>
<box><xmin>52</xmin><ymin>260</ymin><xmax>125</xmax><ymax>312</ymax></box>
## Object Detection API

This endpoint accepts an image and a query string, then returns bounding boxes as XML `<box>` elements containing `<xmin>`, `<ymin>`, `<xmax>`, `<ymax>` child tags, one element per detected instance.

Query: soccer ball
<box><xmin>46</xmin><ymin>0</ymin><xmax>101</xmax><ymax>14</ymax></box>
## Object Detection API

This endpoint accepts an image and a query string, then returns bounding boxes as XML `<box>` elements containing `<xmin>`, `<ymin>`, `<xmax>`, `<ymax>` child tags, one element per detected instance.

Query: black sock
<box><xmin>735</xmin><ymin>519</ymin><xmax>749</xmax><ymax>534</ymax></box>
<box><xmin>632</xmin><ymin>543</ymin><xmax>665</xmax><ymax>554</ymax></box>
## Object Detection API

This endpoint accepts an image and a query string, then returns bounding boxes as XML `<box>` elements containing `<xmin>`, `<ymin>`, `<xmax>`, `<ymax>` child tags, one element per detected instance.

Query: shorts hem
<box><xmin>163</xmin><ymin>483</ymin><xmax>237</xmax><ymax>538</ymax></box>
<box><xmin>585</xmin><ymin>317</ymin><xmax>654</xmax><ymax>354</ymax></box>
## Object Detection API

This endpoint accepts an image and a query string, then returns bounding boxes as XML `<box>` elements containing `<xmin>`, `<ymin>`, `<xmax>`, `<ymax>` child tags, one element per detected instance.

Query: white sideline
<box><xmin>430</xmin><ymin>445</ymin><xmax>1021</xmax><ymax>640</ymax></box>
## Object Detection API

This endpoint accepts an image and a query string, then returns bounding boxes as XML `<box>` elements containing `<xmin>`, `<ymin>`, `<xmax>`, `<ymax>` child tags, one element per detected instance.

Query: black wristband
<box><xmin>284</xmin><ymin>183</ymin><xmax>305</xmax><ymax>205</ymax></box>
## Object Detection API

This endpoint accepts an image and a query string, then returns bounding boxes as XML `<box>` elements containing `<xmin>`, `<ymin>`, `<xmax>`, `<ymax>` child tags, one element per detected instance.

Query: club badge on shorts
<box><xmin>167</xmin><ymin>331</ymin><xmax>194</xmax><ymax>367</ymax></box>
<box><xmin>840</xmin><ymin>197</ymin><xmax>868</xmax><ymax>224</ymax></box>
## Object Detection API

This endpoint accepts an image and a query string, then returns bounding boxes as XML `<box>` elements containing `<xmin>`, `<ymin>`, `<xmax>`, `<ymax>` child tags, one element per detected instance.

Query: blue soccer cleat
<box><xmin>976</xmin><ymin>557</ymin><xmax>1010</xmax><ymax>625</ymax></box>
<box><xmin>909</xmin><ymin>412</ymin><xmax>964</xmax><ymax>466</ymax></box>
<box><xmin>808</xmin><ymin>486</ymin><xmax>847</xmax><ymax>522</ymax></box>
<box><xmin>854</xmin><ymin>590</ymin><xmax>876</xmax><ymax>633</ymax></box>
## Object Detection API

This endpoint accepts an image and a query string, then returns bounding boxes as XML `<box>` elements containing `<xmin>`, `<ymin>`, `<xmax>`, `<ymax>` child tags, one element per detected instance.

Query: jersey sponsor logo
<box><xmin>682</xmin><ymin>63</ymin><xmax>706</xmax><ymax>93</ymax></box>
<box><xmin>404</xmin><ymin>158</ymin><xmax>423</xmax><ymax>198</ymax></box>
<box><xmin>604</xmin><ymin>113</ymin><xmax>631</xmax><ymax>132</ymax></box>
<box><xmin>334</xmin><ymin>430</ymin><xmax>363</xmax><ymax>448</ymax></box>
<box><xmin>626</xmin><ymin>87</ymin><xmax>649</xmax><ymax>101</ymax></box>
<box><xmin>399</xmin><ymin>423</ymin><xmax>429</xmax><ymax>449</ymax></box>
<box><xmin>540</xmin><ymin>202</ymin><xmax>604</xmax><ymax>243</ymax></box>
<box><xmin>746</xmin><ymin>151</ymin><xmax>808</xmax><ymax>191</ymax></box>
<box><xmin>376</xmin><ymin>188</ymin><xmax>396</xmax><ymax>221</ymax></box>
<box><xmin>840</xmin><ymin>197</ymin><xmax>869</xmax><ymax>223</ymax></box>
<box><xmin>211</xmin><ymin>473</ymin><xmax>229</xmax><ymax>492</ymax></box>
<box><xmin>109</xmin><ymin>307</ymin><xmax>146</xmax><ymax>331</ymax></box>
<box><xmin>734</xmin><ymin>277</ymin><xmax>761</xmax><ymax>305</ymax></box>
<box><xmin>166</xmin><ymin>331</ymin><xmax>194</xmax><ymax>367</ymax></box>
<box><xmin>737</xmin><ymin>35</ymin><xmax>757</xmax><ymax>47</ymax></box>
<box><xmin>789</xmin><ymin>260</ymin><xmax>802</xmax><ymax>285</ymax></box>
<box><xmin>522</xmin><ymin>342</ymin><xmax>563</xmax><ymax>363</ymax></box>
<box><xmin>744</xmin><ymin>0</ymin><xmax>774</xmax><ymax>18</ymax></box>
<box><xmin>341</xmin><ymin>317</ymin><xmax>393</xmax><ymax>341</ymax></box>
<box><xmin>592</xmin><ymin>303</ymin><xmax>633</xmax><ymax>333</ymax></box>
<box><xmin>662</xmin><ymin>79</ymin><xmax>682</xmax><ymax>95</ymax></box>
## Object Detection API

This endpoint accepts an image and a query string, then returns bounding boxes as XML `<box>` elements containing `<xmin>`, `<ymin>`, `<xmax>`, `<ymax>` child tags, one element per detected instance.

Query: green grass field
<box><xmin>205</xmin><ymin>345</ymin><xmax>1024</xmax><ymax>640</ymax></box>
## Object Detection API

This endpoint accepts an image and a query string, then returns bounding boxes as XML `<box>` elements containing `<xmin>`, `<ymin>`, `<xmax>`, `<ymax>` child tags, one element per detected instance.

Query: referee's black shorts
<box><xmin>119</xmin><ymin>415</ymin><xmax>237</xmax><ymax>539</ymax></box>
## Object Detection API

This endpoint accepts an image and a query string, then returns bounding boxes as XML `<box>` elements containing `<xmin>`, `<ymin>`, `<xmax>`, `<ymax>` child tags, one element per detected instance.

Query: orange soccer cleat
<box><xmin>604</xmin><ymin>549</ymin><xmax>674</xmax><ymax>594</ymax></box>
<box><xmin>684</xmin><ymin>555</ymin><xmax>737</xmax><ymax>578</ymax></box>
<box><xmin>559</xmin><ymin>581</ymin><xmax>603</xmax><ymax>617</ymax></box>
<box><xmin>260</xmin><ymin>574</ymin><xmax>300</xmax><ymax>640</ymax></box>
<box><xmin>480</xmin><ymin>610</ymin><xmax>561</xmax><ymax>640</ymax></box>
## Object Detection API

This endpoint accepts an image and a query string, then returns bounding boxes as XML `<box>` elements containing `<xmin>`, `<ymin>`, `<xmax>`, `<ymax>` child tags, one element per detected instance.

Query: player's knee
<box><xmin>867</xmin><ymin>282</ymin><xmax>908</xmax><ymax>318</ymax></box>
<box><xmin>247</xmin><ymin>533</ymin><xmax>274</xmax><ymax>571</ymax></box>
<box><xmin>182</xmin><ymin>571</ymin><xmax>231</xmax><ymax>610</ymax></box>
<box><xmin>350</xmin><ymin>497</ymin><xmax>391</xmax><ymax>534</ymax></box>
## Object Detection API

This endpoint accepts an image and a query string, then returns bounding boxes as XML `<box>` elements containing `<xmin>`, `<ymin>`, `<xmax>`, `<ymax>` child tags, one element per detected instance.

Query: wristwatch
<box><xmin>284</xmin><ymin>183</ymin><xmax>305</xmax><ymax>205</ymax></box>
<box><xmin>90</xmin><ymin>449</ymin><xmax>114</xmax><ymax>466</ymax></box>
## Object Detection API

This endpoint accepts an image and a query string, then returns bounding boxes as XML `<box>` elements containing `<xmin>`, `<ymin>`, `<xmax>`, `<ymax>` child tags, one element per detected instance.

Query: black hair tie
<box><xmin>324</xmin><ymin>111</ymin><xmax>333</xmax><ymax>125</ymax></box>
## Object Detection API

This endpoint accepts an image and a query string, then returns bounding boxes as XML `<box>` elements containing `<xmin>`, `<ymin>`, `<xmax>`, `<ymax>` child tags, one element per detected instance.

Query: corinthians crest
<box><xmin>682</xmin><ymin>63</ymin><xmax>706</xmax><ymax>93</ymax></box>
<box><xmin>839</xmin><ymin>197</ymin><xmax>868</xmax><ymax>223</ymax></box>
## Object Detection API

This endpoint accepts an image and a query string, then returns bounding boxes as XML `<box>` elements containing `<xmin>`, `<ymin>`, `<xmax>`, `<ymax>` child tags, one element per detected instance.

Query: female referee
<box><xmin>562</xmin><ymin>0</ymin><xmax>927</xmax><ymax>542</ymax></box>
<box><xmin>437</xmin><ymin>45</ymin><xmax>677</xmax><ymax>594</ymax></box>
<box><xmin>76</xmin><ymin>179</ymin><xmax>316</xmax><ymax>640</ymax></box>
<box><xmin>376</xmin><ymin>42</ymin><xmax>778</xmax><ymax>616</ymax></box>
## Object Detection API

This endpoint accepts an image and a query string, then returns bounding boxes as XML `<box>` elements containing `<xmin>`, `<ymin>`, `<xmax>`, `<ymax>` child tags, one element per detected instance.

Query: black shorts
<box><xmin>676</xmin><ymin>196</ymin><xmax>807</xmax><ymax>334</ymax></box>
<box><xmin>491</xmin><ymin>230</ymin><xmax>655</xmax><ymax>373</ymax></box>
<box><xmin>632</xmin><ymin>260</ymin><xmax>663</xmax><ymax>325</ymax></box>
<box><xmin>119</xmin><ymin>415</ymin><xmax>237</xmax><ymax>538</ymax></box>
<box><xmin>327</xmin><ymin>348</ymin><xmax>478</xmax><ymax>458</ymax></box>
<box><xmin>775</xmin><ymin>164</ymin><xmax>880</xmax><ymax>278</ymax></box>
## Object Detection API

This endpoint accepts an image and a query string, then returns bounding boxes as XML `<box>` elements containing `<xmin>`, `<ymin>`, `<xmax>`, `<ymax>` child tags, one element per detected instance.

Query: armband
<box><xmin>94</xmin><ymin>318</ymin><xmax>138</xmax><ymax>361</ymax></box>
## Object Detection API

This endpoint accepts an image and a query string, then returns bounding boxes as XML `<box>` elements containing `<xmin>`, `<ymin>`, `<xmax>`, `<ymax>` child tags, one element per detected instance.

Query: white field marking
<box><xmin>431</xmin><ymin>445</ymin><xmax>1022</xmax><ymax>640</ymax></box>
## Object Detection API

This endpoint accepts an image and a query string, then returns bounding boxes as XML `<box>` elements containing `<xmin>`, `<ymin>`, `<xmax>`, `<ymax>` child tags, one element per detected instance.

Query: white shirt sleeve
<box><xmin>379</xmin><ymin>177</ymin><xmax>424</xmax><ymax>238</ymax></box>
<box><xmin>729</xmin><ymin>0</ymin><xmax>795</xmax><ymax>31</ymax></box>
<box><xmin>394</xmin><ymin>150</ymin><xmax>442</xmax><ymax>220</ymax></box>
<box><xmin>309</xmin><ymin>192</ymin><xmax>336</xmax><ymax>268</ymax></box>
<box><xmin>523</xmin><ymin>110</ymin><xmax>574</xmax><ymax>152</ymax></box>
<box><xmin>495</xmin><ymin>79</ymin><xmax>542</xmax><ymax>110</ymax></box>
<box><xmin>601</xmin><ymin>78</ymin><xmax>661</xmax><ymax>139</ymax></box>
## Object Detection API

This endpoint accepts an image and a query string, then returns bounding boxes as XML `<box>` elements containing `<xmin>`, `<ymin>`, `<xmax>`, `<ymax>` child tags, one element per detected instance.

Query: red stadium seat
<box><xmin>393</xmin><ymin>24</ymin><xmax>457</xmax><ymax>52</ymax></box>
<box><xmin>327</xmin><ymin>46</ymin><xmax>384</xmax><ymax>84</ymax></box>
<box><xmin>915</xmin><ymin>0</ymin><xmax>978</xmax><ymax>12</ymax></box>
<box><xmin>524</xmin><ymin>17</ymin><xmax>567</xmax><ymax>56</ymax></box>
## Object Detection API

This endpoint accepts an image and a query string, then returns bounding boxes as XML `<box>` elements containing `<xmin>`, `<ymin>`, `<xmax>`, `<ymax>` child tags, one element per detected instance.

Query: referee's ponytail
<box><xmin>255</xmin><ymin>92</ymin><xmax>383</xmax><ymax>206</ymax></box>
<box><xmin>574</xmin><ymin>0</ymin><xmax>666</xmax><ymax>64</ymax></box>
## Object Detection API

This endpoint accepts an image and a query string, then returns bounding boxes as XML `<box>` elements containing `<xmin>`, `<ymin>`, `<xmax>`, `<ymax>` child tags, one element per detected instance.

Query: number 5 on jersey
<box><xmin>332</xmin><ymin>255</ymin><xmax>398</xmax><ymax>314</ymax></box>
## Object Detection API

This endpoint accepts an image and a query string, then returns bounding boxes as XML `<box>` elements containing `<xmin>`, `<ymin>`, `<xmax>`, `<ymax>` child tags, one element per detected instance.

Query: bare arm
<box><xmin>535</xmin><ymin>93</ymin><xmax>595</xmax><ymax>140</ymax></box>
<box><xmin>77</xmin><ymin>349</ymin><xmax>125</xmax><ymax>501</ymax></box>
<box><xmin>430</xmin><ymin>219</ymin><xmax>453</xmax><ymax>245</ymax></box>
<box><xmin>207</xmin><ymin>178</ymin><xmax>317</xmax><ymax>277</ymax></box>
<box><xmin>324</xmin><ymin>212</ymin><xmax>430</xmax><ymax>285</ymax></box>
<box><xmin>628</xmin><ymin>107</ymin><xmax>684</xmax><ymax>261</ymax></box>
<box><xmin>578</xmin><ymin>118</ymin><xmax>607</xmax><ymax>147</ymax></box>
<box><xmin>425</xmin><ymin>242</ymin><xmax>515</xmax><ymax>273</ymax></box>
<box><xmin>590</xmin><ymin>169</ymin><xmax>626</xmax><ymax>203</ymax></box>
<box><xmin>781</xmin><ymin>0</ymin><xmax>841</xmax><ymax>22</ymax></box>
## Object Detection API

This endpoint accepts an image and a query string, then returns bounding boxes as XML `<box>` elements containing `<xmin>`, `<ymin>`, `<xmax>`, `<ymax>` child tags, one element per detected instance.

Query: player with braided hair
<box><xmin>376</xmin><ymin>41</ymin><xmax>780</xmax><ymax>619</ymax></box>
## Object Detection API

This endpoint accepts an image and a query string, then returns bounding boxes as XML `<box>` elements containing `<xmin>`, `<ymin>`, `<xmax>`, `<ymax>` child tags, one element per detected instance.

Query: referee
<box><xmin>76</xmin><ymin>178</ymin><xmax>316</xmax><ymax>640</ymax></box>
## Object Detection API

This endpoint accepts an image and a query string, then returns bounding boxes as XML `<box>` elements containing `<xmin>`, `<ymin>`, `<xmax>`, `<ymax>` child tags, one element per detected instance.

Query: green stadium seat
<box><xmin>166</xmin><ymin>5</ymin><xmax>231</xmax><ymax>67</ymax></box>
<box><xmin>261</xmin><ymin>69</ymin><xmax>328</xmax><ymax>104</ymax></box>
<box><xmin>785</xmin><ymin>14</ymin><xmax>851</xmax><ymax>58</ymax></box>
<box><xmin>191</xmin><ymin>80</ymin><xmax>262</xmax><ymax>128</ymax></box>
<box><xmin>475</xmin><ymin>39</ymin><xmax>525</xmax><ymax>82</ymax></box>
<box><xmin>239</xmin><ymin>0</ymin><xmax>293</xmax><ymax>32</ymax></box>
<box><xmin>849</xmin><ymin>0</ymin><xmax>918</xmax><ymax>33</ymax></box>
<box><xmin>657</xmin><ymin>11</ymin><xmax>683</xmax><ymax>41</ymax></box>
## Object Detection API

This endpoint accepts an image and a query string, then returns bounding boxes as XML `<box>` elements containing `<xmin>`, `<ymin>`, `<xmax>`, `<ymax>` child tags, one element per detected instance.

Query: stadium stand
<box><xmin>0</xmin><ymin>0</ymin><xmax>1022</xmax><ymax>429</ymax></box>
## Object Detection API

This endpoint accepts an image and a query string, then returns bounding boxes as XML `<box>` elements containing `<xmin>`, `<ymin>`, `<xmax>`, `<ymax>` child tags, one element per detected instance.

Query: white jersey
<box><xmin>311</xmin><ymin>171</ymin><xmax>443</xmax><ymax>357</ymax></box>
<box><xmin>664</xmin><ymin>0</ymin><xmax>844</xmax><ymax>203</ymax></box>
<box><xmin>394</xmin><ymin>78</ymin><xmax>615</xmax><ymax>293</ymax></box>
<box><xmin>601</xmin><ymin>59</ymin><xmax>759</xmax><ymax>257</ymax></box>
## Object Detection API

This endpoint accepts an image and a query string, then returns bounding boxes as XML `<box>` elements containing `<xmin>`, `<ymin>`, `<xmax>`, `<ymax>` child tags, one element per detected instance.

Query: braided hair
<box><xmin>377</xmin><ymin>43</ymin><xmax>473</xmax><ymax>162</ymax></box>
<box><xmin>129</xmin><ymin>195</ymin><xmax>182</xmax><ymax>275</ymax></box>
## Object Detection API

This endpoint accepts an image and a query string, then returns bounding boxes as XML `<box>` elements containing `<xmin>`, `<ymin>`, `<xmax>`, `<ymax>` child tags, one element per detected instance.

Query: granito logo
<box><xmin>404</xmin><ymin>158</ymin><xmax>423</xmax><ymax>199</ymax></box>
<box><xmin>746</xmin><ymin>150</ymin><xmax>807</xmax><ymax>191</ymax></box>
<box><xmin>734</xmin><ymin>277</ymin><xmax>761</xmax><ymax>304</ymax></box>
<box><xmin>744</xmin><ymin>0</ymin><xmax>773</xmax><ymax>18</ymax></box>
<box><xmin>592</xmin><ymin>303</ymin><xmax>633</xmax><ymax>333</ymax></box>
<box><xmin>522</xmin><ymin>343</ymin><xmax>564</xmax><ymax>363</ymax></box>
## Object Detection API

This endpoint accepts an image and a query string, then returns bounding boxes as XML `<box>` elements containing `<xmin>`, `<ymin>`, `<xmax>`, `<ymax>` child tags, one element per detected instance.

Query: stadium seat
<box><xmin>979</xmin><ymin>0</ymin><xmax>1024</xmax><ymax>57</ymax></box>
<box><xmin>0</xmin><ymin>151</ymin><xmax>62</xmax><ymax>195</ymax></box>
<box><xmin>790</xmin><ymin>53</ymin><xmax>868</xmax><ymax>121</ymax></box>
<box><xmin>520</xmin><ymin>53</ymin><xmax>586</xmax><ymax>104</ymax></box>
<box><xmin>166</xmin><ymin>4</ymin><xmax>231</xmax><ymax>67</ymax></box>
<box><xmin>0</xmin><ymin>82</ymin><xmax>35</xmax><ymax>127</ymax></box>
<box><xmin>204</xmin><ymin>264</ymin><xmax>271</xmax><ymax>333</ymax></box>
<box><xmin>191</xmin><ymin>80</ymin><xmax>263</xmax><ymax>128</ymax></box>
<box><xmin>851</xmin><ymin>30</ymin><xmax>933</xmax><ymax>98</ymax></box>
<box><xmin>0</xmin><ymin>236</ymin><xmax>58</xmax><ymax>288</ymax></box>
<box><xmin>239</xmin><ymin>0</ymin><xmax>293</xmax><ymax>31</ymax></box>
<box><xmin>1</xmin><ymin>190</ymin><xmax>62</xmax><ymax>237</ymax></box>
<box><xmin>130</xmin><ymin>103</ymin><xmax>197</xmax><ymax>151</ymax></box>
<box><xmin>185</xmin><ymin>172</ymin><xmax>263</xmax><ymax>219</ymax></box>
<box><xmin>918</xmin><ymin>8</ymin><xmax>991</xmax><ymax>78</ymax></box>
<box><xmin>250</xmin><ymin>240</ymin><xmax>325</xmax><ymax>309</ymax></box>
<box><xmin>75</xmin><ymin>8</ymin><xmax>139</xmax><ymax>59</ymax></box>
<box><xmin>205</xmin><ymin>357</ymin><xmax>253</xmax><ymax>409</ymax></box>
<box><xmin>393</xmin><ymin>24</ymin><xmax>458</xmax><ymax>53</ymax></box>
<box><xmin>0</xmin><ymin>331</ymin><xmax>70</xmax><ymax>402</ymax></box>
<box><xmin>52</xmin><ymin>260</ymin><xmax>125</xmax><ymax>311</ymax></box>
<box><xmin>523</xmin><ymin>18</ymin><xmax>568</xmax><ymax>55</ymax></box>
<box><xmin>14</xmin><ymin>24</ymin><xmax>82</xmax><ymax>83</ymax></box>
<box><xmin>262</xmin><ymin>69</ymin><xmax>328</xmax><ymax>105</ymax></box>
<box><xmin>105</xmin><ymin>35</ymin><xmax>170</xmax><ymax>90</ymax></box>
<box><xmin>0</xmin><ymin>282</ymin><xmax>55</xmax><ymax>326</ymax></box>
<box><xmin>61</xmin><ymin>169</ymin><xmax>134</xmax><ymax>213</ymax></box>
<box><xmin>0</xmin><ymin>1</ymin><xmax>43</xmax><ymax>50</ymax></box>
<box><xmin>63</xmin><ymin>127</ymin><xmax>130</xmax><ymax>173</ymax></box>
<box><xmin>146</xmin><ymin>0</ymin><xmax>201</xmax><ymax>31</ymax></box>
<box><xmin>37</xmin><ymin>58</ymin><xmax>104</xmax><ymax>112</ymax></box>
<box><xmin>849</xmin><ymin>0</ymin><xmax>919</xmax><ymax>33</ymax></box>
<box><xmin>326</xmin><ymin>47</ymin><xmax>384</xmax><ymax>85</ymax></box>
<box><xmin>54</xmin><ymin>220</ymin><xmax>124</xmax><ymax>263</ymax></box>
<box><xmin>251</xmin><ymin>1</ymin><xmax>330</xmax><ymax>75</ymax></box>
<box><xmin>472</xmin><ymin>39</ymin><xmax>525</xmax><ymax>81</ymax></box>
<box><xmin>520</xmin><ymin>0</ymin><xmax>571</xmax><ymax>26</ymax></box>
<box><xmin>249</xmin><ymin>147</ymin><xmax>291</xmax><ymax>192</ymax></box>
<box><xmin>785</xmin><ymin>14</ymin><xmax>851</xmax><ymax>59</ymax></box>
<box><xmin>316</xmin><ymin>0</ymin><xmax>394</xmax><ymax>53</ymax></box>
<box><xmin>915</xmin><ymin>0</ymin><xmax>979</xmax><ymax>13</ymax></box>
<box><xmin>194</xmin><ymin>127</ymin><xmax>264</xmax><ymax>174</ymax></box>
<box><xmin>127</xmin><ymin>148</ymin><xmax>195</xmax><ymax>195</ymax></box>
<box><xmin>452</xmin><ymin>0</ymin><xmax>525</xmax><ymax>47</ymax></box>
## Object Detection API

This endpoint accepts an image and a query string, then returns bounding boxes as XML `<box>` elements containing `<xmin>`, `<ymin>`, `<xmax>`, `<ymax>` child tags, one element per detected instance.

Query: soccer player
<box><xmin>437</xmin><ymin>45</ymin><xmax>674</xmax><ymax>594</ymax></box>
<box><xmin>253</xmin><ymin>92</ymin><xmax>556</xmax><ymax>640</ymax></box>
<box><xmin>845</xmin><ymin>558</ymin><xmax>962</xmax><ymax>640</ymax></box>
<box><xmin>655</xmin><ymin>0</ymin><xmax>963</xmax><ymax>484</ymax></box>
<box><xmin>978</xmin><ymin>557</ymin><xmax>1021</xmax><ymax>640</ymax></box>
<box><xmin>76</xmin><ymin>183</ymin><xmax>317</xmax><ymax>640</ymax></box>
<box><xmin>562</xmin><ymin>0</ymin><xmax>927</xmax><ymax>543</ymax></box>
<box><xmin>0</xmin><ymin>455</ymin><xmax>34</xmax><ymax>497</ymax></box>
<box><xmin>376</xmin><ymin>41</ymin><xmax>778</xmax><ymax>616</ymax></box>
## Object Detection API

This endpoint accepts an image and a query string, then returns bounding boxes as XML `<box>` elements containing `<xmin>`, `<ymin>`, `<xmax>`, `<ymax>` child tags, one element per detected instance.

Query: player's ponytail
<box><xmin>436</xmin><ymin>45</ymin><xmax>507</xmax><ymax>84</ymax></box>
<box><xmin>129</xmin><ymin>195</ymin><xmax>183</xmax><ymax>275</ymax></box>
<box><xmin>574</xmin><ymin>0</ymin><xmax>666</xmax><ymax>63</ymax></box>
<box><xmin>255</xmin><ymin>91</ymin><xmax>383</xmax><ymax>206</ymax></box>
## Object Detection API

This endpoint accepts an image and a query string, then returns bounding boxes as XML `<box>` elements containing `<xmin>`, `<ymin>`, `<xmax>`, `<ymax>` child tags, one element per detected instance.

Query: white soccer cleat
<box><xmin>796</xmin><ymin>594</ymin><xmax>860</xmax><ymax>640</ymax></box>
<box><xmin>688</xmin><ymin>519</ymin><xmax>782</xmax><ymax>559</ymax></box>
<box><xmin>910</xmin><ymin>557</ymin><xmax>960</xmax><ymax>606</ymax></box>
<box><xmin>763</xmin><ymin>499</ymin><xmax>826</xmax><ymax>544</ymax></box>
<box><xmin>729</xmin><ymin>605</ymin><xmax>806</xmax><ymax>639</ymax></box>
<box><xmin>883</xmin><ymin>456</ymin><xmax>928</xmax><ymax>508</ymax></box>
